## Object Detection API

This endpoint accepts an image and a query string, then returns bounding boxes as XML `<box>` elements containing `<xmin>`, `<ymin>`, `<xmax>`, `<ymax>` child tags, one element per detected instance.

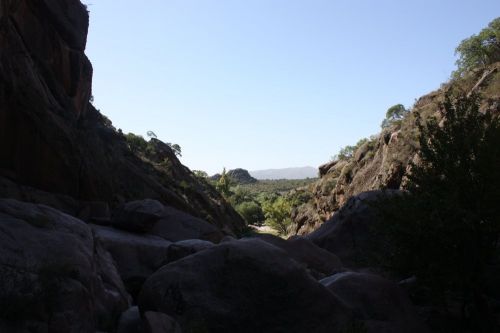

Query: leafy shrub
<box><xmin>229</xmin><ymin>186</ymin><xmax>253</xmax><ymax>206</ymax></box>
<box><xmin>193</xmin><ymin>170</ymin><xmax>209</xmax><ymax>178</ymax></box>
<box><xmin>262</xmin><ymin>196</ymin><xmax>293</xmax><ymax>235</ymax></box>
<box><xmin>167</xmin><ymin>143</ymin><xmax>182</xmax><ymax>157</ymax></box>
<box><xmin>124</xmin><ymin>133</ymin><xmax>148</xmax><ymax>152</ymax></box>
<box><xmin>236</xmin><ymin>201</ymin><xmax>265</xmax><ymax>226</ymax></box>
<box><xmin>334</xmin><ymin>138</ymin><xmax>370</xmax><ymax>161</ymax></box>
<box><xmin>375</xmin><ymin>93</ymin><xmax>500</xmax><ymax>328</ymax></box>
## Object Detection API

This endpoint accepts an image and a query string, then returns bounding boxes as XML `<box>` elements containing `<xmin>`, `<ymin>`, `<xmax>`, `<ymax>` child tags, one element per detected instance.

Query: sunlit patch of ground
<box><xmin>249</xmin><ymin>225</ymin><xmax>280</xmax><ymax>236</ymax></box>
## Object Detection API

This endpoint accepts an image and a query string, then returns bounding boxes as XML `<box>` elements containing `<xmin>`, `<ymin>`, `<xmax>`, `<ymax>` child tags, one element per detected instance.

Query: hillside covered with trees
<box><xmin>290</xmin><ymin>17</ymin><xmax>500</xmax><ymax>236</ymax></box>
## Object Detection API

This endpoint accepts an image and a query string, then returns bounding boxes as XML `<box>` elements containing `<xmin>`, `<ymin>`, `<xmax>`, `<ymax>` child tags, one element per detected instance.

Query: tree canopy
<box><xmin>381</xmin><ymin>104</ymin><xmax>408</xmax><ymax>129</ymax></box>
<box><xmin>454</xmin><ymin>17</ymin><xmax>500</xmax><ymax>77</ymax></box>
<box><xmin>376</xmin><ymin>93</ymin><xmax>500</xmax><ymax>329</ymax></box>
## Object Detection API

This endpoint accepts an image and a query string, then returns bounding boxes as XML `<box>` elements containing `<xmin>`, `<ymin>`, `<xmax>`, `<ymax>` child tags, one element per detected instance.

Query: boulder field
<box><xmin>0</xmin><ymin>0</ymin><xmax>432</xmax><ymax>332</ymax></box>
<box><xmin>0</xmin><ymin>198</ymin><xmax>429</xmax><ymax>332</ymax></box>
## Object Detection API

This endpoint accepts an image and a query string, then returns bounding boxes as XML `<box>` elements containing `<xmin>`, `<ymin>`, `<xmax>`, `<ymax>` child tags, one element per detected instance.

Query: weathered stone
<box><xmin>150</xmin><ymin>205</ymin><xmax>224</xmax><ymax>243</ymax></box>
<box><xmin>308</xmin><ymin>190</ymin><xmax>401</xmax><ymax>268</ymax></box>
<box><xmin>143</xmin><ymin>312</ymin><xmax>182</xmax><ymax>333</ymax></box>
<box><xmin>79</xmin><ymin>201</ymin><xmax>111</xmax><ymax>224</ymax></box>
<box><xmin>139</xmin><ymin>238</ymin><xmax>351</xmax><ymax>333</ymax></box>
<box><xmin>0</xmin><ymin>199</ymin><xmax>130</xmax><ymax>332</ymax></box>
<box><xmin>92</xmin><ymin>225</ymin><xmax>172</xmax><ymax>301</ymax></box>
<box><xmin>321</xmin><ymin>272</ymin><xmax>429</xmax><ymax>333</ymax></box>
<box><xmin>166</xmin><ymin>239</ymin><xmax>214</xmax><ymax>263</ymax></box>
<box><xmin>112</xmin><ymin>199</ymin><xmax>165</xmax><ymax>233</ymax></box>
<box><xmin>117</xmin><ymin>306</ymin><xmax>143</xmax><ymax>333</ymax></box>
<box><xmin>257</xmin><ymin>234</ymin><xmax>342</xmax><ymax>279</ymax></box>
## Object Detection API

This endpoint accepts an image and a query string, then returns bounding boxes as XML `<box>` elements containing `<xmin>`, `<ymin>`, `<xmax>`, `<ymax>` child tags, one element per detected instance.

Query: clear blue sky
<box><xmin>85</xmin><ymin>0</ymin><xmax>499</xmax><ymax>175</ymax></box>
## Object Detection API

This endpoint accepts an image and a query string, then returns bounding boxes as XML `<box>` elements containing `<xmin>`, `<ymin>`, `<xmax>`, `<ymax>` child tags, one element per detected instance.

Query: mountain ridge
<box><xmin>250</xmin><ymin>166</ymin><xmax>318</xmax><ymax>180</ymax></box>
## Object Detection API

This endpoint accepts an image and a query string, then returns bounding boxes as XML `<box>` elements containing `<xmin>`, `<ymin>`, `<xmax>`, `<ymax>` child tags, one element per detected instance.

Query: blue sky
<box><xmin>85</xmin><ymin>0</ymin><xmax>499</xmax><ymax>175</ymax></box>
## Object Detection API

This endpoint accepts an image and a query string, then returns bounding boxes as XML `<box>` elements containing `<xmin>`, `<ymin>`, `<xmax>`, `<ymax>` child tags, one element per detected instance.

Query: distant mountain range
<box><xmin>249</xmin><ymin>167</ymin><xmax>318</xmax><ymax>180</ymax></box>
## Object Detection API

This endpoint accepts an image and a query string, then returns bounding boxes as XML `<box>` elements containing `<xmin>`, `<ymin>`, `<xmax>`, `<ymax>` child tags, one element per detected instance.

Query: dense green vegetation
<box><xmin>375</xmin><ymin>93</ymin><xmax>500</xmax><ymax>330</ymax></box>
<box><xmin>235</xmin><ymin>178</ymin><xmax>317</xmax><ymax>195</ymax></box>
<box><xmin>332</xmin><ymin>137</ymin><xmax>377</xmax><ymax>161</ymax></box>
<box><xmin>203</xmin><ymin>171</ymin><xmax>315</xmax><ymax>235</ymax></box>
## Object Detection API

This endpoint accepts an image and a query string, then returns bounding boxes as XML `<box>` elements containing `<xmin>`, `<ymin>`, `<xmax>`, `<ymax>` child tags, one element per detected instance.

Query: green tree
<box><xmin>454</xmin><ymin>17</ymin><xmax>500</xmax><ymax>77</ymax></box>
<box><xmin>230</xmin><ymin>186</ymin><xmax>253</xmax><ymax>206</ymax></box>
<box><xmin>236</xmin><ymin>201</ymin><xmax>265</xmax><ymax>226</ymax></box>
<box><xmin>124</xmin><ymin>133</ymin><xmax>148</xmax><ymax>152</ymax></box>
<box><xmin>193</xmin><ymin>170</ymin><xmax>208</xmax><ymax>178</ymax></box>
<box><xmin>333</xmin><ymin>138</ymin><xmax>369</xmax><ymax>161</ymax></box>
<box><xmin>262</xmin><ymin>196</ymin><xmax>293</xmax><ymax>235</ymax></box>
<box><xmin>381</xmin><ymin>104</ymin><xmax>408</xmax><ymax>129</ymax></box>
<box><xmin>167</xmin><ymin>143</ymin><xmax>182</xmax><ymax>157</ymax></box>
<box><xmin>377</xmin><ymin>93</ymin><xmax>500</xmax><ymax>329</ymax></box>
<box><xmin>216</xmin><ymin>168</ymin><xmax>232</xmax><ymax>197</ymax></box>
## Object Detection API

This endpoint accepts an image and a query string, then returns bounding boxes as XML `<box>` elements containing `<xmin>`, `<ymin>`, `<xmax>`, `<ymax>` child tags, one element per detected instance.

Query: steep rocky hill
<box><xmin>290</xmin><ymin>62</ymin><xmax>500</xmax><ymax>235</ymax></box>
<box><xmin>209</xmin><ymin>168</ymin><xmax>258</xmax><ymax>184</ymax></box>
<box><xmin>0</xmin><ymin>0</ymin><xmax>244</xmax><ymax>235</ymax></box>
<box><xmin>227</xmin><ymin>168</ymin><xmax>258</xmax><ymax>184</ymax></box>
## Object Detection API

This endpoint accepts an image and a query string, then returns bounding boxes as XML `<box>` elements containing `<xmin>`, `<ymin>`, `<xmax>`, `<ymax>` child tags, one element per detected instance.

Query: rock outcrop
<box><xmin>320</xmin><ymin>272</ymin><xmax>429</xmax><ymax>333</ymax></box>
<box><xmin>307</xmin><ymin>190</ymin><xmax>400</xmax><ymax>268</ymax></box>
<box><xmin>210</xmin><ymin>168</ymin><xmax>258</xmax><ymax>184</ymax></box>
<box><xmin>0</xmin><ymin>0</ymin><xmax>244</xmax><ymax>236</ymax></box>
<box><xmin>227</xmin><ymin>168</ymin><xmax>258</xmax><ymax>184</ymax></box>
<box><xmin>91</xmin><ymin>225</ymin><xmax>173</xmax><ymax>301</ymax></box>
<box><xmin>0</xmin><ymin>199</ymin><xmax>130</xmax><ymax>332</ymax></box>
<box><xmin>291</xmin><ymin>63</ymin><xmax>500</xmax><ymax>236</ymax></box>
<box><xmin>257</xmin><ymin>233</ymin><xmax>343</xmax><ymax>279</ymax></box>
<box><xmin>139</xmin><ymin>238</ymin><xmax>352</xmax><ymax>333</ymax></box>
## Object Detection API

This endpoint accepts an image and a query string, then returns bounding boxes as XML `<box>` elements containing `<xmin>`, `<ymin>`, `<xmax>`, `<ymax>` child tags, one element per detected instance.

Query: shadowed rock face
<box><xmin>0</xmin><ymin>199</ymin><xmax>130</xmax><ymax>332</ymax></box>
<box><xmin>0</xmin><ymin>0</ymin><xmax>244</xmax><ymax>235</ymax></box>
<box><xmin>138</xmin><ymin>238</ymin><xmax>353</xmax><ymax>333</ymax></box>
<box><xmin>291</xmin><ymin>67</ymin><xmax>500</xmax><ymax>236</ymax></box>
<box><xmin>257</xmin><ymin>233</ymin><xmax>343</xmax><ymax>279</ymax></box>
<box><xmin>320</xmin><ymin>272</ymin><xmax>429</xmax><ymax>333</ymax></box>
<box><xmin>307</xmin><ymin>190</ymin><xmax>401</xmax><ymax>268</ymax></box>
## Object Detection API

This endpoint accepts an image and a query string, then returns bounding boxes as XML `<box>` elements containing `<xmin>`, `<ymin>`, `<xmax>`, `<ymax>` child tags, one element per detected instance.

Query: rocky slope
<box><xmin>290</xmin><ymin>63</ymin><xmax>500</xmax><ymax>235</ymax></box>
<box><xmin>0</xmin><ymin>1</ymin><xmax>489</xmax><ymax>332</ymax></box>
<box><xmin>0</xmin><ymin>0</ymin><xmax>244</xmax><ymax>235</ymax></box>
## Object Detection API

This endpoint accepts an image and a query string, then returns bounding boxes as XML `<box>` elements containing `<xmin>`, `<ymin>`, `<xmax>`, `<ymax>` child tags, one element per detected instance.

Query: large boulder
<box><xmin>321</xmin><ymin>272</ymin><xmax>429</xmax><ymax>333</ymax></box>
<box><xmin>117</xmin><ymin>306</ymin><xmax>143</xmax><ymax>333</ymax></box>
<box><xmin>139</xmin><ymin>238</ymin><xmax>352</xmax><ymax>333</ymax></box>
<box><xmin>93</xmin><ymin>225</ymin><xmax>216</xmax><ymax>301</ymax></box>
<box><xmin>0</xmin><ymin>199</ymin><xmax>130</xmax><ymax>332</ymax></box>
<box><xmin>112</xmin><ymin>199</ymin><xmax>165</xmax><ymax>233</ymax></box>
<box><xmin>166</xmin><ymin>239</ymin><xmax>214</xmax><ymax>263</ymax></box>
<box><xmin>257</xmin><ymin>234</ymin><xmax>342</xmax><ymax>279</ymax></box>
<box><xmin>308</xmin><ymin>190</ymin><xmax>400</xmax><ymax>268</ymax></box>
<box><xmin>150</xmin><ymin>205</ymin><xmax>224</xmax><ymax>243</ymax></box>
<box><xmin>92</xmin><ymin>225</ymin><xmax>172</xmax><ymax>301</ymax></box>
<box><xmin>143</xmin><ymin>312</ymin><xmax>182</xmax><ymax>333</ymax></box>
